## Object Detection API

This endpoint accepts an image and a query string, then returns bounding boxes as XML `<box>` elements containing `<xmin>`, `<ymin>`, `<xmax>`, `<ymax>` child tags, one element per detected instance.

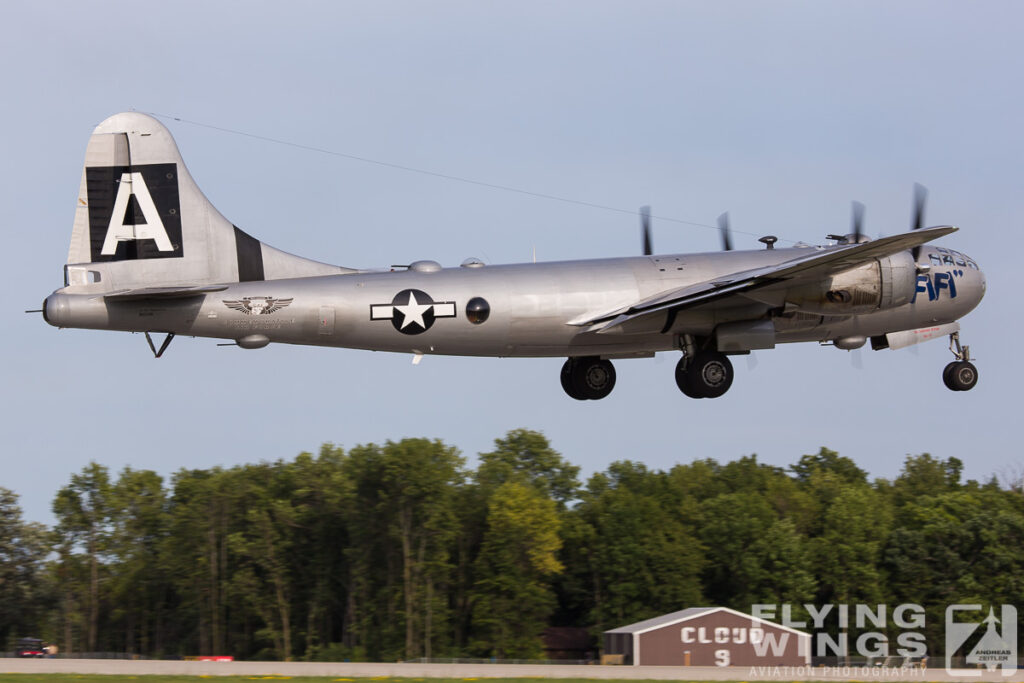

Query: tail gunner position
<box><xmin>38</xmin><ymin>113</ymin><xmax>985</xmax><ymax>400</ymax></box>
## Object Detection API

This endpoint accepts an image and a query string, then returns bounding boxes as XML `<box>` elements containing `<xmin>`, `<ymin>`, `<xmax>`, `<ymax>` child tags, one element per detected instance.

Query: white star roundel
<box><xmin>370</xmin><ymin>289</ymin><xmax>456</xmax><ymax>335</ymax></box>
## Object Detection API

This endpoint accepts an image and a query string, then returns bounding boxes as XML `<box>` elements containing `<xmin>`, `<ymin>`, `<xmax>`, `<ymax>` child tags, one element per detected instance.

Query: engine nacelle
<box><xmin>785</xmin><ymin>252</ymin><xmax>917</xmax><ymax>315</ymax></box>
<box><xmin>877</xmin><ymin>251</ymin><xmax>917</xmax><ymax>309</ymax></box>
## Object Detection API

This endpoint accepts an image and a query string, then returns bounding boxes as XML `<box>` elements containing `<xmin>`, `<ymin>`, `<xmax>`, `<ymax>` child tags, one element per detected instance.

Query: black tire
<box><xmin>687</xmin><ymin>351</ymin><xmax>734</xmax><ymax>398</ymax></box>
<box><xmin>942</xmin><ymin>362</ymin><xmax>958</xmax><ymax>390</ymax></box>
<box><xmin>572</xmin><ymin>357</ymin><xmax>616</xmax><ymax>400</ymax></box>
<box><xmin>944</xmin><ymin>361</ymin><xmax>978</xmax><ymax>391</ymax></box>
<box><xmin>674</xmin><ymin>356</ymin><xmax>703</xmax><ymax>398</ymax></box>
<box><xmin>560</xmin><ymin>358</ymin><xmax>587</xmax><ymax>400</ymax></box>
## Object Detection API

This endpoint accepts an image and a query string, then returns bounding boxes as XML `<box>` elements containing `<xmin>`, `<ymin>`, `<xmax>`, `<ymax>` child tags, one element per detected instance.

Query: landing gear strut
<box><xmin>560</xmin><ymin>357</ymin><xmax>616</xmax><ymax>400</ymax></box>
<box><xmin>942</xmin><ymin>331</ymin><xmax>978</xmax><ymax>391</ymax></box>
<box><xmin>676</xmin><ymin>351</ymin><xmax>734</xmax><ymax>399</ymax></box>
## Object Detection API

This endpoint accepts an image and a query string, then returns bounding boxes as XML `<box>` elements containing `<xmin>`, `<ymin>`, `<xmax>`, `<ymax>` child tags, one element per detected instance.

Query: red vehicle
<box><xmin>15</xmin><ymin>638</ymin><xmax>45</xmax><ymax>658</ymax></box>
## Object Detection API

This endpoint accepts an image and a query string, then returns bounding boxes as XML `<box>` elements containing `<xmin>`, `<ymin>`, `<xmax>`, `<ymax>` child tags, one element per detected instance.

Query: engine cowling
<box><xmin>786</xmin><ymin>251</ymin><xmax>917</xmax><ymax>314</ymax></box>
<box><xmin>877</xmin><ymin>251</ymin><xmax>917</xmax><ymax>309</ymax></box>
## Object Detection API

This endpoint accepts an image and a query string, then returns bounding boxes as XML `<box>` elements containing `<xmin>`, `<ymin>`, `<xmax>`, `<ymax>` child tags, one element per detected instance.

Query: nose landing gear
<box><xmin>943</xmin><ymin>331</ymin><xmax>978</xmax><ymax>391</ymax></box>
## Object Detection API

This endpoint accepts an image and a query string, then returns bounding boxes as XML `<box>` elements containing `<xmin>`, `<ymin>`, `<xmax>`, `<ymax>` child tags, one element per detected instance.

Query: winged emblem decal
<box><xmin>222</xmin><ymin>296</ymin><xmax>293</xmax><ymax>315</ymax></box>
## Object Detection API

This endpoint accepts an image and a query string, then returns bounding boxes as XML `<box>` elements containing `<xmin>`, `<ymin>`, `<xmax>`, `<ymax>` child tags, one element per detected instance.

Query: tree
<box><xmin>747</xmin><ymin>518</ymin><xmax>817</xmax><ymax>607</ymax></box>
<box><xmin>343</xmin><ymin>438</ymin><xmax>463</xmax><ymax>660</ymax></box>
<box><xmin>883</xmin><ymin>487</ymin><xmax>1024</xmax><ymax>652</ymax></box>
<box><xmin>471</xmin><ymin>481</ymin><xmax>562</xmax><ymax>658</ymax></box>
<box><xmin>812</xmin><ymin>484</ymin><xmax>891</xmax><ymax>606</ymax></box>
<box><xmin>52</xmin><ymin>462</ymin><xmax>114</xmax><ymax>652</ymax></box>
<box><xmin>107</xmin><ymin>467</ymin><xmax>170</xmax><ymax>654</ymax></box>
<box><xmin>228</xmin><ymin>464</ymin><xmax>299</xmax><ymax>661</ymax></box>
<box><xmin>569</xmin><ymin>476</ymin><xmax>704</xmax><ymax>633</ymax></box>
<box><xmin>166</xmin><ymin>467</ymin><xmax>236</xmax><ymax>657</ymax></box>
<box><xmin>18</xmin><ymin>439</ymin><xmax>1024</xmax><ymax>663</ymax></box>
<box><xmin>890</xmin><ymin>453</ymin><xmax>963</xmax><ymax>507</ymax></box>
<box><xmin>0</xmin><ymin>488</ymin><xmax>49</xmax><ymax>649</ymax></box>
<box><xmin>699</xmin><ymin>492</ymin><xmax>778</xmax><ymax>607</ymax></box>
<box><xmin>477</xmin><ymin>429</ymin><xmax>580</xmax><ymax>506</ymax></box>
<box><xmin>285</xmin><ymin>446</ymin><xmax>352</xmax><ymax>661</ymax></box>
<box><xmin>792</xmin><ymin>447</ymin><xmax>868</xmax><ymax>485</ymax></box>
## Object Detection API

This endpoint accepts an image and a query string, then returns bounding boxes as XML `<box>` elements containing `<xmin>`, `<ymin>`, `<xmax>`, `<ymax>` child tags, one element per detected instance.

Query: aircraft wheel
<box><xmin>562</xmin><ymin>357</ymin><xmax>616</xmax><ymax>400</ymax></box>
<box><xmin>674</xmin><ymin>357</ymin><xmax>703</xmax><ymax>399</ymax></box>
<box><xmin>576</xmin><ymin>357</ymin><xmax>616</xmax><ymax>400</ymax></box>
<box><xmin>942</xmin><ymin>362</ymin><xmax>957</xmax><ymax>389</ymax></box>
<box><xmin>560</xmin><ymin>359</ymin><xmax>587</xmax><ymax>400</ymax></box>
<box><xmin>685</xmin><ymin>351</ymin><xmax>734</xmax><ymax>398</ymax></box>
<box><xmin>943</xmin><ymin>361</ymin><xmax>978</xmax><ymax>391</ymax></box>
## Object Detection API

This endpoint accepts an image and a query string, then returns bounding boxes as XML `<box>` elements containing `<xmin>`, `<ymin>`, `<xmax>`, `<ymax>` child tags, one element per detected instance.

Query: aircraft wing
<box><xmin>575</xmin><ymin>225</ymin><xmax>957</xmax><ymax>333</ymax></box>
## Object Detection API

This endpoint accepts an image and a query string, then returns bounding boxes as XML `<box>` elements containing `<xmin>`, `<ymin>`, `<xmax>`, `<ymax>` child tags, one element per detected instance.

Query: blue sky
<box><xmin>3</xmin><ymin>1</ymin><xmax>1021</xmax><ymax>524</ymax></box>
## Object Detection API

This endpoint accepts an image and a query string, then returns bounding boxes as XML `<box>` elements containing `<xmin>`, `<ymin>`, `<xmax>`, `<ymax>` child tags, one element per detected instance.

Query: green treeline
<box><xmin>1</xmin><ymin>429</ymin><xmax>1021</xmax><ymax>660</ymax></box>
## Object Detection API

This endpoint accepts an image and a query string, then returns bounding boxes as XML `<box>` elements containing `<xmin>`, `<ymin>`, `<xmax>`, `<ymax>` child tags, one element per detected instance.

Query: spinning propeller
<box><xmin>640</xmin><ymin>205</ymin><xmax>653</xmax><ymax>255</ymax></box>
<box><xmin>639</xmin><ymin>205</ymin><xmax>736</xmax><ymax>255</ymax></box>
<box><xmin>718</xmin><ymin>212</ymin><xmax>734</xmax><ymax>251</ymax></box>
<box><xmin>910</xmin><ymin>182</ymin><xmax>928</xmax><ymax>262</ymax></box>
<box><xmin>851</xmin><ymin>201</ymin><xmax>865</xmax><ymax>243</ymax></box>
<box><xmin>639</xmin><ymin>183</ymin><xmax>930</xmax><ymax>259</ymax></box>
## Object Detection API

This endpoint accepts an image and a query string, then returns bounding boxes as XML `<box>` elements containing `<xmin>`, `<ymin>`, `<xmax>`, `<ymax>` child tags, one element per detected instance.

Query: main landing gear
<box><xmin>675</xmin><ymin>351</ymin><xmax>734</xmax><ymax>399</ymax></box>
<box><xmin>561</xmin><ymin>356</ymin><xmax>617</xmax><ymax>400</ymax></box>
<box><xmin>672</xmin><ymin>334</ymin><xmax>734</xmax><ymax>399</ymax></box>
<box><xmin>559</xmin><ymin>347</ymin><xmax>736</xmax><ymax>401</ymax></box>
<box><xmin>942</xmin><ymin>331</ymin><xmax>978</xmax><ymax>392</ymax></box>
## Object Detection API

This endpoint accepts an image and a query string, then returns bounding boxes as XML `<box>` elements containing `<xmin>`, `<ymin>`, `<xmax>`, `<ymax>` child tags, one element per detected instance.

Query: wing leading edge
<box><xmin>574</xmin><ymin>225</ymin><xmax>957</xmax><ymax>334</ymax></box>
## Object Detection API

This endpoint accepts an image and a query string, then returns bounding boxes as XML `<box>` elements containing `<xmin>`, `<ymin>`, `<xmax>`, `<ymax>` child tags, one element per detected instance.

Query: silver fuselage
<box><xmin>44</xmin><ymin>245</ymin><xmax>985</xmax><ymax>358</ymax></box>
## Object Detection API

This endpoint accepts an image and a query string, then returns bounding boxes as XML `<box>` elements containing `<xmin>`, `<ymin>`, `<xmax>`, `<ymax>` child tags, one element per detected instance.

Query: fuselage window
<box><xmin>465</xmin><ymin>297</ymin><xmax>490</xmax><ymax>324</ymax></box>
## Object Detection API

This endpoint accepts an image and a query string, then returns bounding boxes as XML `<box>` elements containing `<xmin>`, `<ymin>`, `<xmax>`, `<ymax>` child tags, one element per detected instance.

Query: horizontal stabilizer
<box><xmin>101</xmin><ymin>285</ymin><xmax>228</xmax><ymax>301</ymax></box>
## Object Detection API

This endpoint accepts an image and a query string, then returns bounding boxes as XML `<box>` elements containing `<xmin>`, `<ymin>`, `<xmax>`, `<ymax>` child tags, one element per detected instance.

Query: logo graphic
<box><xmin>370</xmin><ymin>289</ymin><xmax>456</xmax><ymax>335</ymax></box>
<box><xmin>946</xmin><ymin>604</ymin><xmax>1017</xmax><ymax>676</ymax></box>
<box><xmin>223</xmin><ymin>297</ymin><xmax>294</xmax><ymax>315</ymax></box>
<box><xmin>913</xmin><ymin>271</ymin><xmax>963</xmax><ymax>303</ymax></box>
<box><xmin>86</xmin><ymin>163</ymin><xmax>183</xmax><ymax>261</ymax></box>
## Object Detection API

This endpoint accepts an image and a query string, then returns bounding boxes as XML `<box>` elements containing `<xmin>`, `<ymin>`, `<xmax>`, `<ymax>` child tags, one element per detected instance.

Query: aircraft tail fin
<box><xmin>64</xmin><ymin>112</ymin><xmax>352</xmax><ymax>291</ymax></box>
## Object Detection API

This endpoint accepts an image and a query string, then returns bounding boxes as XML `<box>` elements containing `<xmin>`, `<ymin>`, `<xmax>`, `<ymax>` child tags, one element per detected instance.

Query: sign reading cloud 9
<box><xmin>370</xmin><ymin>289</ymin><xmax>456</xmax><ymax>335</ymax></box>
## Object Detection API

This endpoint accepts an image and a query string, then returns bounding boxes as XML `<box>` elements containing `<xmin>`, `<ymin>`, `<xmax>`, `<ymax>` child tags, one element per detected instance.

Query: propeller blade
<box><xmin>912</xmin><ymin>183</ymin><xmax>928</xmax><ymax>231</ymax></box>
<box><xmin>718</xmin><ymin>212</ymin><xmax>733</xmax><ymax>251</ymax></box>
<box><xmin>851</xmin><ymin>201</ymin><xmax>865</xmax><ymax>244</ymax></box>
<box><xmin>640</xmin><ymin>205</ymin><xmax>652</xmax><ymax>255</ymax></box>
<box><xmin>911</xmin><ymin>183</ymin><xmax>928</xmax><ymax>261</ymax></box>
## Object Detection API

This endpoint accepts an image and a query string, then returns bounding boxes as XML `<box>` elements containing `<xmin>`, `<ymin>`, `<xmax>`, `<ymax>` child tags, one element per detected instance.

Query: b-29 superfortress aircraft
<box><xmin>39</xmin><ymin>113</ymin><xmax>985</xmax><ymax>400</ymax></box>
